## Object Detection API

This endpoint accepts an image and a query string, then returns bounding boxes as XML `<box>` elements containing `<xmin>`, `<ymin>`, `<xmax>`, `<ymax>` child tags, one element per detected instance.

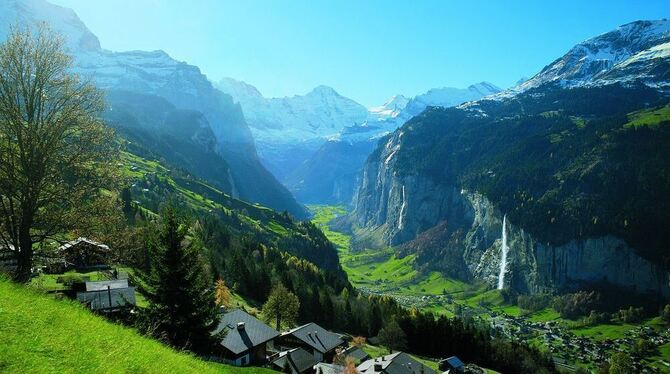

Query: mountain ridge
<box><xmin>346</xmin><ymin>20</ymin><xmax>670</xmax><ymax>296</ymax></box>
<box><xmin>0</xmin><ymin>0</ymin><xmax>308</xmax><ymax>218</ymax></box>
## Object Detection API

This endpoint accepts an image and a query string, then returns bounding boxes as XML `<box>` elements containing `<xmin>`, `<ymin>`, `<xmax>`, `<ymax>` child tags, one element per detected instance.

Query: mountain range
<box><xmin>217</xmin><ymin>78</ymin><xmax>501</xmax><ymax>203</ymax></box>
<box><xmin>4</xmin><ymin>0</ymin><xmax>668</xmax><ymax>301</ymax></box>
<box><xmin>0</xmin><ymin>0</ymin><xmax>307</xmax><ymax>218</ymax></box>
<box><xmin>344</xmin><ymin>19</ymin><xmax>670</xmax><ymax>297</ymax></box>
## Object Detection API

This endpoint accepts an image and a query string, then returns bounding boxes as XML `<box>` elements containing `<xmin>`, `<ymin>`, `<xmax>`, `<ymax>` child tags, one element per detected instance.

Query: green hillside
<box><xmin>121</xmin><ymin>149</ymin><xmax>342</xmax><ymax>272</ymax></box>
<box><xmin>0</xmin><ymin>278</ymin><xmax>274</xmax><ymax>374</ymax></box>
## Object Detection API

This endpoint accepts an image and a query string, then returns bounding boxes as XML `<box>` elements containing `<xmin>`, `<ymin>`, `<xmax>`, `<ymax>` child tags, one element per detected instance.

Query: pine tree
<box><xmin>262</xmin><ymin>283</ymin><xmax>300</xmax><ymax>330</ymax></box>
<box><xmin>377</xmin><ymin>320</ymin><xmax>407</xmax><ymax>353</ymax></box>
<box><xmin>143</xmin><ymin>205</ymin><xmax>218</xmax><ymax>353</ymax></box>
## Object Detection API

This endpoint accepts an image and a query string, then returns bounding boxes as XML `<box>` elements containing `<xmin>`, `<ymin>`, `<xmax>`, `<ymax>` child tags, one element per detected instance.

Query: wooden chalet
<box><xmin>213</xmin><ymin>309</ymin><xmax>280</xmax><ymax>366</ymax></box>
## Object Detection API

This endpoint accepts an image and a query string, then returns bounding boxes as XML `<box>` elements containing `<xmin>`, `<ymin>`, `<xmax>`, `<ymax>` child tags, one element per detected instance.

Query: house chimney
<box><xmin>374</xmin><ymin>363</ymin><xmax>383</xmax><ymax>372</ymax></box>
<box><xmin>237</xmin><ymin>322</ymin><xmax>245</xmax><ymax>331</ymax></box>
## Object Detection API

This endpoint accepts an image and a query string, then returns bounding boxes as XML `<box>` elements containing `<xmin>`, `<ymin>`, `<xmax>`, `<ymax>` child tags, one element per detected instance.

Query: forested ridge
<box><xmin>390</xmin><ymin>83</ymin><xmax>670</xmax><ymax>264</ymax></box>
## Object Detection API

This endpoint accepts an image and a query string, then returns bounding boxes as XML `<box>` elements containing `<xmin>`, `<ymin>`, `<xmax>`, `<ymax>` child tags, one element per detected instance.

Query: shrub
<box><xmin>618</xmin><ymin>306</ymin><xmax>644</xmax><ymax>323</ymax></box>
<box><xmin>552</xmin><ymin>291</ymin><xmax>601</xmax><ymax>319</ymax></box>
<box><xmin>517</xmin><ymin>294</ymin><xmax>552</xmax><ymax>312</ymax></box>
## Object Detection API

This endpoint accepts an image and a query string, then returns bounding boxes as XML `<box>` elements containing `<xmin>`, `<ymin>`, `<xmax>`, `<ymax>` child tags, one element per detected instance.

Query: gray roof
<box><xmin>214</xmin><ymin>309</ymin><xmax>280</xmax><ymax>355</ymax></box>
<box><xmin>281</xmin><ymin>322</ymin><xmax>344</xmax><ymax>354</ymax></box>
<box><xmin>344</xmin><ymin>346</ymin><xmax>370</xmax><ymax>361</ymax></box>
<box><xmin>76</xmin><ymin>287</ymin><xmax>136</xmax><ymax>310</ymax></box>
<box><xmin>358</xmin><ymin>352</ymin><xmax>437</xmax><ymax>374</ymax></box>
<box><xmin>272</xmin><ymin>348</ymin><xmax>320</xmax><ymax>374</ymax></box>
<box><xmin>443</xmin><ymin>356</ymin><xmax>464</xmax><ymax>369</ymax></box>
<box><xmin>314</xmin><ymin>362</ymin><xmax>346</xmax><ymax>374</ymax></box>
<box><xmin>58</xmin><ymin>237</ymin><xmax>109</xmax><ymax>252</ymax></box>
<box><xmin>85</xmin><ymin>279</ymin><xmax>129</xmax><ymax>291</ymax></box>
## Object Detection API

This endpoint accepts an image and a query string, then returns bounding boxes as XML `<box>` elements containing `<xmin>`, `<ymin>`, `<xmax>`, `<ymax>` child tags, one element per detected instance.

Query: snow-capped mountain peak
<box><xmin>217</xmin><ymin>77</ymin><xmax>264</xmax><ymax>100</ymax></box>
<box><xmin>468</xmin><ymin>82</ymin><xmax>502</xmax><ymax>96</ymax></box>
<box><xmin>368</xmin><ymin>94</ymin><xmax>410</xmax><ymax>120</ymax></box>
<box><xmin>515</xmin><ymin>19</ymin><xmax>670</xmax><ymax>92</ymax></box>
<box><xmin>308</xmin><ymin>85</ymin><xmax>340</xmax><ymax>97</ymax></box>
<box><xmin>215</xmin><ymin>78</ymin><xmax>368</xmax><ymax>142</ymax></box>
<box><xmin>0</xmin><ymin>0</ymin><xmax>101</xmax><ymax>53</ymax></box>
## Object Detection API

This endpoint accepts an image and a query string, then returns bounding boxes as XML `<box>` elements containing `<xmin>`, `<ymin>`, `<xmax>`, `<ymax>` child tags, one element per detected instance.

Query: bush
<box><xmin>517</xmin><ymin>294</ymin><xmax>552</xmax><ymax>312</ymax></box>
<box><xmin>618</xmin><ymin>306</ymin><xmax>644</xmax><ymax>323</ymax></box>
<box><xmin>552</xmin><ymin>291</ymin><xmax>601</xmax><ymax>319</ymax></box>
<box><xmin>661</xmin><ymin>304</ymin><xmax>670</xmax><ymax>323</ymax></box>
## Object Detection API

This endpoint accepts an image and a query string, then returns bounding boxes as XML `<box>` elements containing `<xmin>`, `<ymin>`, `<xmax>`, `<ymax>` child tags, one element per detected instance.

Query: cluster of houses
<box><xmin>2</xmin><ymin>239</ymin><xmax>473</xmax><ymax>373</ymax></box>
<box><xmin>0</xmin><ymin>237</ymin><xmax>113</xmax><ymax>275</ymax></box>
<box><xmin>0</xmin><ymin>237</ymin><xmax>138</xmax><ymax>313</ymax></box>
<box><xmin>213</xmin><ymin>308</ymin><xmax>467</xmax><ymax>374</ymax></box>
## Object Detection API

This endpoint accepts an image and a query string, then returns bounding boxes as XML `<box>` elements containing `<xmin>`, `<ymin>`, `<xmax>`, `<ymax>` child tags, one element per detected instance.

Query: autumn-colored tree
<box><xmin>214</xmin><ymin>278</ymin><xmax>232</xmax><ymax>308</ymax></box>
<box><xmin>344</xmin><ymin>357</ymin><xmax>358</xmax><ymax>374</ymax></box>
<box><xmin>352</xmin><ymin>336</ymin><xmax>367</xmax><ymax>347</ymax></box>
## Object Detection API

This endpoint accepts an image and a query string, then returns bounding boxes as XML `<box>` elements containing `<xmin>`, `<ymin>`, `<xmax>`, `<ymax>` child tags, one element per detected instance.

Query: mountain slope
<box><xmin>0</xmin><ymin>0</ymin><xmax>307</xmax><ymax>218</ymax></box>
<box><xmin>507</xmin><ymin>19</ymin><xmax>670</xmax><ymax>95</ymax></box>
<box><xmin>120</xmin><ymin>148</ymin><xmax>342</xmax><ymax>272</ymax></box>
<box><xmin>286</xmin><ymin>83</ymin><xmax>501</xmax><ymax>204</ymax></box>
<box><xmin>0</xmin><ymin>278</ymin><xmax>272</xmax><ymax>373</ymax></box>
<box><xmin>217</xmin><ymin>78</ymin><xmax>369</xmax><ymax>143</ymax></box>
<box><xmin>348</xmin><ymin>20</ymin><xmax>670</xmax><ymax>297</ymax></box>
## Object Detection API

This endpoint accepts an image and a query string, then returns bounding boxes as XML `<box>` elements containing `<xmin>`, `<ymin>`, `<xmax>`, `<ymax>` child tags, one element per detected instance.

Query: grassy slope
<box><xmin>0</xmin><ymin>278</ymin><xmax>274</xmax><ymax>374</ymax></box>
<box><xmin>624</xmin><ymin>104</ymin><xmax>670</xmax><ymax>129</ymax></box>
<box><xmin>309</xmin><ymin>205</ymin><xmax>477</xmax><ymax>310</ymax></box>
<box><xmin>122</xmin><ymin>151</ymin><xmax>343</xmax><ymax>272</ymax></box>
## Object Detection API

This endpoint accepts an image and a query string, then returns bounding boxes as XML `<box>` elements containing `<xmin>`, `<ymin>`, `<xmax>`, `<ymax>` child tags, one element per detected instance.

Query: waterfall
<box><xmin>398</xmin><ymin>185</ymin><xmax>406</xmax><ymax>229</ymax></box>
<box><xmin>497</xmin><ymin>214</ymin><xmax>509</xmax><ymax>290</ymax></box>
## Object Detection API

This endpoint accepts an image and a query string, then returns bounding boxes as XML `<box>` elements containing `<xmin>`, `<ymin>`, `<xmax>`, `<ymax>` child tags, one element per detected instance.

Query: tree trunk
<box><xmin>14</xmin><ymin>223</ymin><xmax>33</xmax><ymax>283</ymax></box>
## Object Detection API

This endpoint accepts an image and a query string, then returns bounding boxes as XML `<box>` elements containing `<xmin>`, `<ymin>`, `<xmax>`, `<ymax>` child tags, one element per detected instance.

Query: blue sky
<box><xmin>52</xmin><ymin>0</ymin><xmax>668</xmax><ymax>106</ymax></box>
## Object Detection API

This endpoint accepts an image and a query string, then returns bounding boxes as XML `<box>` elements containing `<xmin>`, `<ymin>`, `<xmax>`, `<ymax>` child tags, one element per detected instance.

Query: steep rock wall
<box><xmin>349</xmin><ymin>137</ymin><xmax>670</xmax><ymax>297</ymax></box>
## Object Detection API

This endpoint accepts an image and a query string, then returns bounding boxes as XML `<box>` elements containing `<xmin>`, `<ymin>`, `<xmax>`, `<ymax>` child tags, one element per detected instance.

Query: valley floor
<box><xmin>309</xmin><ymin>205</ymin><xmax>670</xmax><ymax>372</ymax></box>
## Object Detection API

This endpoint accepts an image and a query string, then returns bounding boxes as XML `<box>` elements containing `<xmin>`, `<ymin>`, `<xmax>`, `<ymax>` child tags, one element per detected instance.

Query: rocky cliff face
<box><xmin>348</xmin><ymin>20</ymin><xmax>670</xmax><ymax>297</ymax></box>
<box><xmin>460</xmin><ymin>192</ymin><xmax>669</xmax><ymax>297</ymax></box>
<box><xmin>350</xmin><ymin>143</ymin><xmax>670</xmax><ymax>297</ymax></box>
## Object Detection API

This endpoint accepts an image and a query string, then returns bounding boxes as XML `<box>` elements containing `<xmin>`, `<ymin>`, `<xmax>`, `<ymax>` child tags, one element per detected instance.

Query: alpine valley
<box><xmin>1</xmin><ymin>1</ymin><xmax>670</xmax><ymax>373</ymax></box>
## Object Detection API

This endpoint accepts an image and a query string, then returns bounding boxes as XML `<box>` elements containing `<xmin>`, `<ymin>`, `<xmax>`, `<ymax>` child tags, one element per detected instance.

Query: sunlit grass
<box><xmin>0</xmin><ymin>278</ymin><xmax>274</xmax><ymax>373</ymax></box>
<box><xmin>625</xmin><ymin>104</ymin><xmax>670</xmax><ymax>129</ymax></box>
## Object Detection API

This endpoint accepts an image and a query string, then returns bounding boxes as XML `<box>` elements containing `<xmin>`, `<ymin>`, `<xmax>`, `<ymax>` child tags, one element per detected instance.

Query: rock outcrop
<box><xmin>348</xmin><ymin>125</ymin><xmax>670</xmax><ymax>297</ymax></box>
<box><xmin>350</xmin><ymin>144</ymin><xmax>670</xmax><ymax>296</ymax></box>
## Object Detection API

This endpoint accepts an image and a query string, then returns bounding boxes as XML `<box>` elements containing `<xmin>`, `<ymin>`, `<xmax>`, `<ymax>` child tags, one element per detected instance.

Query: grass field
<box><xmin>309</xmin><ymin>205</ymin><xmax>474</xmax><ymax>300</ymax></box>
<box><xmin>0</xmin><ymin>278</ymin><xmax>275</xmax><ymax>374</ymax></box>
<box><xmin>624</xmin><ymin>104</ymin><xmax>670</xmax><ymax>129</ymax></box>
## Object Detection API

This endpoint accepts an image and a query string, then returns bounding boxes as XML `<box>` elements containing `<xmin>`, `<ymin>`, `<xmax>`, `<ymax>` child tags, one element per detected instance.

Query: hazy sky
<box><xmin>51</xmin><ymin>0</ymin><xmax>668</xmax><ymax>106</ymax></box>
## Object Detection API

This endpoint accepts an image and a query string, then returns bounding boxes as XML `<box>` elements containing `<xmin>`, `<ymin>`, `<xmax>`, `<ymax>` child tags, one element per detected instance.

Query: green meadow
<box><xmin>0</xmin><ymin>277</ymin><xmax>274</xmax><ymax>374</ymax></box>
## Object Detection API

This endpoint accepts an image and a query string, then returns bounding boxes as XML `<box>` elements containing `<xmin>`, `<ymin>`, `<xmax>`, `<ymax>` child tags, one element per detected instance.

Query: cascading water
<box><xmin>497</xmin><ymin>214</ymin><xmax>509</xmax><ymax>290</ymax></box>
<box><xmin>398</xmin><ymin>185</ymin><xmax>406</xmax><ymax>229</ymax></box>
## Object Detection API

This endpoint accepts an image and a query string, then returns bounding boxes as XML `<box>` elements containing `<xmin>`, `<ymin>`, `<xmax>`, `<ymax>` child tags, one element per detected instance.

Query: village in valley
<box><xmin>0</xmin><ymin>237</ymin><xmax>478</xmax><ymax>374</ymax></box>
<box><xmin>2</xmin><ymin>2</ymin><xmax>670</xmax><ymax>374</ymax></box>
